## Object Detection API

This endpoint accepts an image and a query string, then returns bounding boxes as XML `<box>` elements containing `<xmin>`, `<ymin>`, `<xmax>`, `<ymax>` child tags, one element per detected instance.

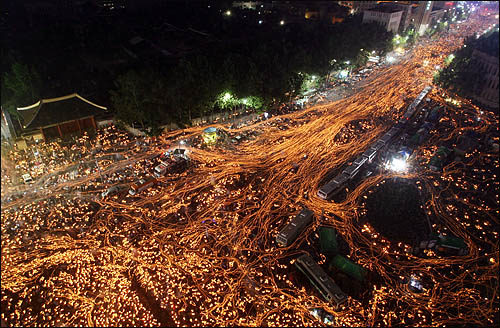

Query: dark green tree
<box><xmin>110</xmin><ymin>70</ymin><xmax>149</xmax><ymax>126</ymax></box>
<box><xmin>2</xmin><ymin>60</ymin><xmax>41</xmax><ymax>118</ymax></box>
<box><xmin>434</xmin><ymin>32</ymin><xmax>498</xmax><ymax>100</ymax></box>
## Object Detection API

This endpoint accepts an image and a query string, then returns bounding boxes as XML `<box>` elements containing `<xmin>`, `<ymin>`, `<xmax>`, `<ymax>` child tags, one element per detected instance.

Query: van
<box><xmin>154</xmin><ymin>163</ymin><xmax>168</xmax><ymax>177</ymax></box>
<box><xmin>22</xmin><ymin>174</ymin><xmax>33</xmax><ymax>184</ymax></box>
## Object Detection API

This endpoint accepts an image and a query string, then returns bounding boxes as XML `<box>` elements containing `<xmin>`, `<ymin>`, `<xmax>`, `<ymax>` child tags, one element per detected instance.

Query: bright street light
<box><xmin>280</xmin><ymin>20</ymin><xmax>285</xmax><ymax>25</ymax></box>
<box><xmin>258</xmin><ymin>20</ymin><xmax>263</xmax><ymax>24</ymax></box>
<box><xmin>386</xmin><ymin>157</ymin><xmax>408</xmax><ymax>172</ymax></box>
<box><xmin>223</xmin><ymin>92</ymin><xmax>231</xmax><ymax>101</ymax></box>
<box><xmin>225</xmin><ymin>10</ymin><xmax>231</xmax><ymax>16</ymax></box>
<box><xmin>345</xmin><ymin>60</ymin><xmax>350</xmax><ymax>65</ymax></box>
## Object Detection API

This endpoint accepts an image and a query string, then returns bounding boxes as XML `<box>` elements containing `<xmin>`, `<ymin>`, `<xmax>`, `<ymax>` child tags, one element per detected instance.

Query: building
<box><xmin>390</xmin><ymin>2</ymin><xmax>413</xmax><ymax>32</ymax></box>
<box><xmin>362</xmin><ymin>5</ymin><xmax>403</xmax><ymax>33</ymax></box>
<box><xmin>428</xmin><ymin>7</ymin><xmax>445</xmax><ymax>26</ymax></box>
<box><xmin>470</xmin><ymin>48</ymin><xmax>499</xmax><ymax>110</ymax></box>
<box><xmin>1</xmin><ymin>108</ymin><xmax>18</xmax><ymax>141</ymax></box>
<box><xmin>23</xmin><ymin>0</ymin><xmax>90</xmax><ymax>24</ymax></box>
<box><xmin>232</xmin><ymin>1</ymin><xmax>262</xmax><ymax>10</ymax></box>
<box><xmin>411</xmin><ymin>0</ymin><xmax>433</xmax><ymax>35</ymax></box>
<box><xmin>16</xmin><ymin>93</ymin><xmax>107</xmax><ymax>141</ymax></box>
<box><xmin>432</xmin><ymin>1</ymin><xmax>455</xmax><ymax>10</ymax></box>
<box><xmin>266</xmin><ymin>1</ymin><xmax>346</xmax><ymax>23</ymax></box>
<box><xmin>91</xmin><ymin>0</ymin><xmax>126</xmax><ymax>15</ymax></box>
<box><xmin>338</xmin><ymin>1</ymin><xmax>379</xmax><ymax>14</ymax></box>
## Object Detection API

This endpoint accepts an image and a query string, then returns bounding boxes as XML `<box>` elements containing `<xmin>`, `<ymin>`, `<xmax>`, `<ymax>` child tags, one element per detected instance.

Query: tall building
<box><xmin>1</xmin><ymin>108</ymin><xmax>18</xmax><ymax>141</ymax></box>
<box><xmin>429</xmin><ymin>7</ymin><xmax>445</xmax><ymax>27</ymax></box>
<box><xmin>470</xmin><ymin>48</ymin><xmax>499</xmax><ymax>110</ymax></box>
<box><xmin>362</xmin><ymin>5</ymin><xmax>403</xmax><ymax>33</ymax></box>
<box><xmin>388</xmin><ymin>2</ymin><xmax>413</xmax><ymax>32</ymax></box>
<box><xmin>411</xmin><ymin>0</ymin><xmax>433</xmax><ymax>35</ymax></box>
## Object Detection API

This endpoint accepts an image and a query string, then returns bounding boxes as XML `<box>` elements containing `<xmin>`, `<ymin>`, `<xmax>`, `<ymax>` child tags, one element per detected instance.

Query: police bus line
<box><xmin>271</xmin><ymin>87</ymin><xmax>432</xmax><ymax>307</ymax></box>
<box><xmin>276</xmin><ymin>208</ymin><xmax>348</xmax><ymax>307</ymax></box>
<box><xmin>317</xmin><ymin>86</ymin><xmax>432</xmax><ymax>200</ymax></box>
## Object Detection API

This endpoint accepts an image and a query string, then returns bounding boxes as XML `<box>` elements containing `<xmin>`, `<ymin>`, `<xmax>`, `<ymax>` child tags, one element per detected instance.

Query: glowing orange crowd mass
<box><xmin>1</xmin><ymin>9</ymin><xmax>498</xmax><ymax>328</ymax></box>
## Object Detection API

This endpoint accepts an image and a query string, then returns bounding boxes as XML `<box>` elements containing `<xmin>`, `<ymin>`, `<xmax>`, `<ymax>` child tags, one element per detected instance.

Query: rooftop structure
<box><xmin>363</xmin><ymin>4</ymin><xmax>403</xmax><ymax>33</ymax></box>
<box><xmin>16</xmin><ymin>93</ymin><xmax>107</xmax><ymax>141</ymax></box>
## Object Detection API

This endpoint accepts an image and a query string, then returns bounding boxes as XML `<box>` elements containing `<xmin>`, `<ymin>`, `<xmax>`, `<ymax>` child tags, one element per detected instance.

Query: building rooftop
<box><xmin>366</xmin><ymin>4</ymin><xmax>404</xmax><ymax>14</ymax></box>
<box><xmin>17</xmin><ymin>94</ymin><xmax>107</xmax><ymax>129</ymax></box>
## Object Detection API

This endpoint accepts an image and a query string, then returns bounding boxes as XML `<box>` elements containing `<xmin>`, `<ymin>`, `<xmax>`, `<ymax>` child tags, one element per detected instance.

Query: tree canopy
<box><xmin>1</xmin><ymin>59</ymin><xmax>41</xmax><ymax>119</ymax></box>
<box><xmin>434</xmin><ymin>32</ymin><xmax>498</xmax><ymax>100</ymax></box>
<box><xmin>110</xmin><ymin>14</ymin><xmax>393</xmax><ymax>130</ymax></box>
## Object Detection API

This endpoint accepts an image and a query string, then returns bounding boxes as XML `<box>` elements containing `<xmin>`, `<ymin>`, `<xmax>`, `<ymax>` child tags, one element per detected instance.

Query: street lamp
<box><xmin>280</xmin><ymin>20</ymin><xmax>285</xmax><ymax>25</ymax></box>
<box><xmin>225</xmin><ymin>10</ymin><xmax>231</xmax><ymax>16</ymax></box>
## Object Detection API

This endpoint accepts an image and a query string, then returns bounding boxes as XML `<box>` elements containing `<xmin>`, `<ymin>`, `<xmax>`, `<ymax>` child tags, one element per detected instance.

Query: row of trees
<box><xmin>111</xmin><ymin>14</ymin><xmax>393</xmax><ymax>133</ymax></box>
<box><xmin>1</xmin><ymin>12</ymin><xmax>393</xmax><ymax>136</ymax></box>
<box><xmin>1</xmin><ymin>54</ymin><xmax>41</xmax><ymax>121</ymax></box>
<box><xmin>433</xmin><ymin>31</ymin><xmax>498</xmax><ymax>100</ymax></box>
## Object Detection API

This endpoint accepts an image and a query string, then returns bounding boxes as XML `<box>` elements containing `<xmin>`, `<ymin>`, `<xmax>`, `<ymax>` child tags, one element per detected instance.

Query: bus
<box><xmin>317</xmin><ymin>173</ymin><xmax>349</xmax><ymax>200</ymax></box>
<box><xmin>129</xmin><ymin>177</ymin><xmax>157</xmax><ymax>195</ymax></box>
<box><xmin>295</xmin><ymin>253</ymin><xmax>348</xmax><ymax>307</ymax></box>
<box><xmin>276</xmin><ymin>208</ymin><xmax>314</xmax><ymax>247</ymax></box>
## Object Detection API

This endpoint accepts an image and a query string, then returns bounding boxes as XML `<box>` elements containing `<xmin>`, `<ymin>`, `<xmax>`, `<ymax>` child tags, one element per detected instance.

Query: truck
<box><xmin>413</xmin><ymin>232</ymin><xmax>468</xmax><ymax>256</ymax></box>
<box><xmin>129</xmin><ymin>177</ymin><xmax>157</xmax><ymax>195</ymax></box>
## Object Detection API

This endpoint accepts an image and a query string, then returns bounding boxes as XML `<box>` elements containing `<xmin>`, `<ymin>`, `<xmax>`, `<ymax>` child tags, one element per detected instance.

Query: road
<box><xmin>1</xmin><ymin>12</ymin><xmax>498</xmax><ymax>328</ymax></box>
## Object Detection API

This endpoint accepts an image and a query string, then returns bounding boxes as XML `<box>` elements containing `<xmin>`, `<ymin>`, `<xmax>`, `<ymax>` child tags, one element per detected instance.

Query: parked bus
<box><xmin>276</xmin><ymin>208</ymin><xmax>314</xmax><ymax>247</ymax></box>
<box><xmin>295</xmin><ymin>253</ymin><xmax>348</xmax><ymax>307</ymax></box>
<box><xmin>317</xmin><ymin>173</ymin><xmax>349</xmax><ymax>200</ymax></box>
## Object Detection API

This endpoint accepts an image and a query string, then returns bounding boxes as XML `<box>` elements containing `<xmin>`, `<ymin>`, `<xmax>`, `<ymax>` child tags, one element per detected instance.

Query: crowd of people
<box><xmin>1</xmin><ymin>7</ymin><xmax>498</xmax><ymax>327</ymax></box>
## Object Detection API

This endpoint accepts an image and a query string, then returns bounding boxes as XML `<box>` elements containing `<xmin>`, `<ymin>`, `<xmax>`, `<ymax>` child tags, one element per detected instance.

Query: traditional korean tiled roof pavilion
<box><xmin>17</xmin><ymin>93</ymin><xmax>107</xmax><ymax>140</ymax></box>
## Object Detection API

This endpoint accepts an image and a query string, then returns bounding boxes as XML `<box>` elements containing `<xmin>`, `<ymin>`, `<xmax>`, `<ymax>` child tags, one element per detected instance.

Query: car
<box><xmin>154</xmin><ymin>163</ymin><xmax>168</xmax><ymax>177</ymax></box>
<box><xmin>101</xmin><ymin>186</ymin><xmax>119</xmax><ymax>198</ymax></box>
<box><xmin>22</xmin><ymin>174</ymin><xmax>33</xmax><ymax>184</ymax></box>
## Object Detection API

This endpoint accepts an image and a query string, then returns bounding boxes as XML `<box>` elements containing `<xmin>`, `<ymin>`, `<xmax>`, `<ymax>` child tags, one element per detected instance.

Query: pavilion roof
<box><xmin>17</xmin><ymin>93</ymin><xmax>107</xmax><ymax>129</ymax></box>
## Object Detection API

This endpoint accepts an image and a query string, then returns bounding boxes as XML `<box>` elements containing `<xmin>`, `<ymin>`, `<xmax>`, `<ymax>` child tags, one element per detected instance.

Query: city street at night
<box><xmin>1</xmin><ymin>1</ymin><xmax>498</xmax><ymax>327</ymax></box>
